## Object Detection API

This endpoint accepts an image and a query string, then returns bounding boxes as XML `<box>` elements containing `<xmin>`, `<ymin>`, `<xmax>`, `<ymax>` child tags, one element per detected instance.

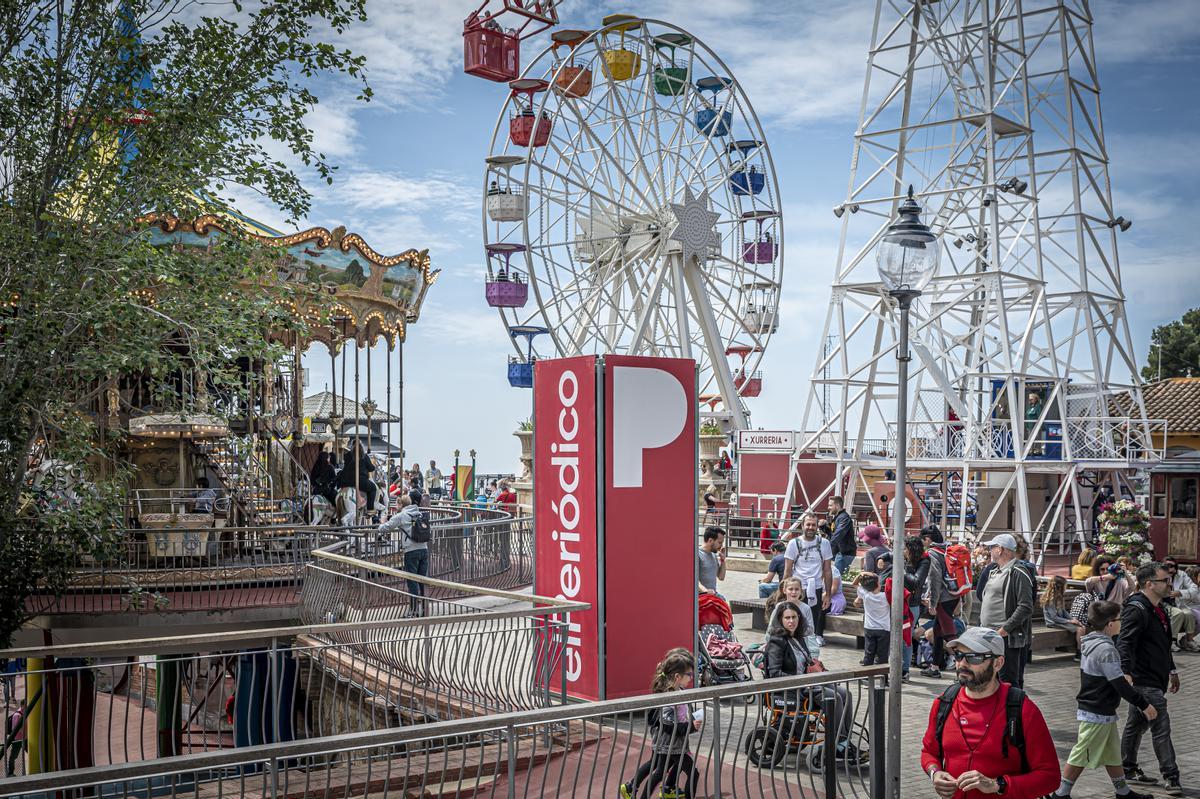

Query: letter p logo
<box><xmin>612</xmin><ymin>366</ymin><xmax>688</xmax><ymax>488</ymax></box>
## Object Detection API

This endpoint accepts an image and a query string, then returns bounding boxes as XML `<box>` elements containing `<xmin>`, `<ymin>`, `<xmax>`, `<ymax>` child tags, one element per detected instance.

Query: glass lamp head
<box><xmin>876</xmin><ymin>185</ymin><xmax>940</xmax><ymax>295</ymax></box>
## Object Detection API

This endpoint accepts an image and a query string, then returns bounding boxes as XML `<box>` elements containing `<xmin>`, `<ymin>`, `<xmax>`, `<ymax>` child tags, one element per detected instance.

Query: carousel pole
<box><xmin>353</xmin><ymin>336</ymin><xmax>361</xmax><ymax>520</ymax></box>
<box><xmin>398</xmin><ymin>331</ymin><xmax>405</xmax><ymax>473</ymax></box>
<box><xmin>386</xmin><ymin>336</ymin><xmax>394</xmax><ymax>495</ymax></box>
<box><xmin>329</xmin><ymin>336</ymin><xmax>339</xmax><ymax>461</ymax></box>
<box><xmin>293</xmin><ymin>335</ymin><xmax>303</xmax><ymax>457</ymax></box>
<box><xmin>366</xmin><ymin>343</ymin><xmax>373</xmax><ymax>457</ymax></box>
<box><xmin>454</xmin><ymin>449</ymin><xmax>461</xmax><ymax>501</ymax></box>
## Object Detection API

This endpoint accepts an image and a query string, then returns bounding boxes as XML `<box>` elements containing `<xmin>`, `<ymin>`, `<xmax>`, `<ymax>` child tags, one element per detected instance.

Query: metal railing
<box><xmin>1</xmin><ymin>567</ymin><xmax>584</xmax><ymax>779</ymax></box>
<box><xmin>880</xmin><ymin>417</ymin><xmax>1167</xmax><ymax>462</ymax></box>
<box><xmin>0</xmin><ymin>666</ymin><xmax>887</xmax><ymax>798</ymax></box>
<box><xmin>33</xmin><ymin>506</ymin><xmax>533</xmax><ymax>616</ymax></box>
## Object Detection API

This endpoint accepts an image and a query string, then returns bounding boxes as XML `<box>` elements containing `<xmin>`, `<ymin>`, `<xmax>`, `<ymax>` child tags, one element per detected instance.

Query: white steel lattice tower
<box><xmin>798</xmin><ymin>0</ymin><xmax>1161</xmax><ymax>542</ymax></box>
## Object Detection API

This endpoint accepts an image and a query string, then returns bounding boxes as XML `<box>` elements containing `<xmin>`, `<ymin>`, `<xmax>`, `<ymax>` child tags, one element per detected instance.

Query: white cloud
<box><xmin>576</xmin><ymin>1</ymin><xmax>874</xmax><ymax>127</ymax></box>
<box><xmin>307</xmin><ymin>100</ymin><xmax>362</xmax><ymax>160</ymax></box>
<box><xmin>343</xmin><ymin>0</ymin><xmax>466</xmax><ymax>107</ymax></box>
<box><xmin>1092</xmin><ymin>0</ymin><xmax>1200</xmax><ymax>64</ymax></box>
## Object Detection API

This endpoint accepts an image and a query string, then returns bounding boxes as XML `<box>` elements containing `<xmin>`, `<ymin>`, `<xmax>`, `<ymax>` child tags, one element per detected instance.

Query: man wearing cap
<box><xmin>979</xmin><ymin>533</ymin><xmax>1036</xmax><ymax>687</ymax></box>
<box><xmin>921</xmin><ymin>627</ymin><xmax>1060</xmax><ymax>799</ymax></box>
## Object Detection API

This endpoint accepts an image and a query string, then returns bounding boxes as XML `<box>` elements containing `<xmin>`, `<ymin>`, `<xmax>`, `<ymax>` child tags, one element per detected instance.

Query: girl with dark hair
<box><xmin>620</xmin><ymin>648</ymin><xmax>701</xmax><ymax>799</ymax></box>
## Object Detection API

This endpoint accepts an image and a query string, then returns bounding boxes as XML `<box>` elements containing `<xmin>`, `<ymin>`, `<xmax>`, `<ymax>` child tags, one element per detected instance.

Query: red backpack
<box><xmin>943</xmin><ymin>544</ymin><xmax>974</xmax><ymax>597</ymax></box>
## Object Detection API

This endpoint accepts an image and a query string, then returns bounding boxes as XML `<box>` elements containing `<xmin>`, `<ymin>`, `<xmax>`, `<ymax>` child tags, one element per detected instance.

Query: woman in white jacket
<box><xmin>1164</xmin><ymin>557</ymin><xmax>1200</xmax><ymax>651</ymax></box>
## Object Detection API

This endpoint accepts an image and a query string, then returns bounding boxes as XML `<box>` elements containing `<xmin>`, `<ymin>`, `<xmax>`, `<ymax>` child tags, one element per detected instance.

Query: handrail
<box><xmin>0</xmin><ymin>599</ymin><xmax>587</xmax><ymax>660</ymax></box>
<box><xmin>0</xmin><ymin>666</ymin><xmax>887</xmax><ymax>796</ymax></box>
<box><xmin>309</xmin><ymin>549</ymin><xmax>555</xmax><ymax>607</ymax></box>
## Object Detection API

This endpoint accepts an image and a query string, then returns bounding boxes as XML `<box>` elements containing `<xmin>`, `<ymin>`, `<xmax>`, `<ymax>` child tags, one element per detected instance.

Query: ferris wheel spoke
<box><xmin>708</xmin><ymin>251</ymin><xmax>779</xmax><ymax>289</ymax></box>
<box><xmin>527</xmin><ymin>158</ymin><xmax>644</xmax><ymax>219</ymax></box>
<box><xmin>696</xmin><ymin>265</ymin><xmax>769</xmax><ymax>350</ymax></box>
<box><xmin>557</xmin><ymin>86</ymin><xmax>659</xmax><ymax>213</ymax></box>
<box><xmin>601</xmin><ymin>43</ymin><xmax>665</xmax><ymax>209</ymax></box>
<box><xmin>540</xmin><ymin>126</ymin><xmax>628</xmax><ymax>218</ymax></box>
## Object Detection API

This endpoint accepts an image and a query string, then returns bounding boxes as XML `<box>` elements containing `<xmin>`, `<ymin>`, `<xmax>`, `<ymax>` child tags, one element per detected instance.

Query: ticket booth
<box><xmin>1149</xmin><ymin>452</ymin><xmax>1200</xmax><ymax>562</ymax></box>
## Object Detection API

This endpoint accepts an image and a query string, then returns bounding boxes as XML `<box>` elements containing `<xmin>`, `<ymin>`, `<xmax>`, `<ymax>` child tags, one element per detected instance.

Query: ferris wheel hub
<box><xmin>668</xmin><ymin>186</ymin><xmax>721</xmax><ymax>266</ymax></box>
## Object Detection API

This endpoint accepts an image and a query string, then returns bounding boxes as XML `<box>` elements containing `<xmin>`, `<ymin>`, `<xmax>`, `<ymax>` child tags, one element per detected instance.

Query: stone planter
<box><xmin>515</xmin><ymin>429</ymin><xmax>533</xmax><ymax>482</ymax></box>
<box><xmin>699</xmin><ymin>433</ymin><xmax>724</xmax><ymax>461</ymax></box>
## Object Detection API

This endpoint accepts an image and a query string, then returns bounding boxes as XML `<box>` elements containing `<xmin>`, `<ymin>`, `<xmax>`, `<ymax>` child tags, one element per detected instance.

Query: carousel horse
<box><xmin>306</xmin><ymin>494</ymin><xmax>336</xmax><ymax>526</ymax></box>
<box><xmin>335</xmin><ymin>486</ymin><xmax>361</xmax><ymax>528</ymax></box>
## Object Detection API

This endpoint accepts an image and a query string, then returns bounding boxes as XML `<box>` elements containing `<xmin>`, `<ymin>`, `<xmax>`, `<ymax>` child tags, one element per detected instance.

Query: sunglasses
<box><xmin>952</xmin><ymin>651</ymin><xmax>997</xmax><ymax>665</ymax></box>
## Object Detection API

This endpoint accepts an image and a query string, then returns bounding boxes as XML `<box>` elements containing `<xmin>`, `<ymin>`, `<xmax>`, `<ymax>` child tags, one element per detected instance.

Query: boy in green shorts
<box><xmin>1053</xmin><ymin>600</ymin><xmax>1156</xmax><ymax>799</ymax></box>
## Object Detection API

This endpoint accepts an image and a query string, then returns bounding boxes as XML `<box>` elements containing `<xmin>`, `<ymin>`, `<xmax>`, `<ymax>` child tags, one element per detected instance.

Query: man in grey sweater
<box><xmin>979</xmin><ymin>533</ymin><xmax>1035</xmax><ymax>687</ymax></box>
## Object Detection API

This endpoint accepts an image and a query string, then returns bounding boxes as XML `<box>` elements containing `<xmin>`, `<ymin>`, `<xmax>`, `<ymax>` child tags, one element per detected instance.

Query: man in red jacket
<box><xmin>921</xmin><ymin>627</ymin><xmax>1061</xmax><ymax>798</ymax></box>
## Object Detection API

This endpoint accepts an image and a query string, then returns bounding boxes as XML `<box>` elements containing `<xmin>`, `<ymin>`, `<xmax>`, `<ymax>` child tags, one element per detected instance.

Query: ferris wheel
<box><xmin>480</xmin><ymin>15</ymin><xmax>783</xmax><ymax>430</ymax></box>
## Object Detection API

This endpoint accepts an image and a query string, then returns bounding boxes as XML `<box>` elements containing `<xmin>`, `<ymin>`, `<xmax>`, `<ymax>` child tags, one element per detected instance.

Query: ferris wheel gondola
<box><xmin>481</xmin><ymin>16</ymin><xmax>783</xmax><ymax>430</ymax></box>
<box><xmin>507</xmin><ymin>325</ymin><xmax>549</xmax><ymax>387</ymax></box>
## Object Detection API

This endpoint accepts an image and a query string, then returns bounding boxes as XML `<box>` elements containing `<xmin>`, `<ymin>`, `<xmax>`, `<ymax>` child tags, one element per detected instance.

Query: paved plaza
<box><xmin>717</xmin><ymin>569</ymin><xmax>1200</xmax><ymax>798</ymax></box>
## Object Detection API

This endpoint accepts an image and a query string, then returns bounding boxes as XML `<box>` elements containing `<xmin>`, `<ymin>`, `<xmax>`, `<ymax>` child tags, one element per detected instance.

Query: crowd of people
<box><xmin>694</xmin><ymin>496</ymin><xmax>1192</xmax><ymax>798</ymax></box>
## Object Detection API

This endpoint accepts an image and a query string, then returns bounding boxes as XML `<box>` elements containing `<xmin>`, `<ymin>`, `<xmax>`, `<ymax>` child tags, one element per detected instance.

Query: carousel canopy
<box><xmin>136</xmin><ymin>195</ymin><xmax>438</xmax><ymax>348</ymax></box>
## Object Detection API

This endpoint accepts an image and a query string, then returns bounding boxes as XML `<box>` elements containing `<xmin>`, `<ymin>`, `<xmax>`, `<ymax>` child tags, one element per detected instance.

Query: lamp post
<box><xmin>876</xmin><ymin>185</ymin><xmax>940</xmax><ymax>799</ymax></box>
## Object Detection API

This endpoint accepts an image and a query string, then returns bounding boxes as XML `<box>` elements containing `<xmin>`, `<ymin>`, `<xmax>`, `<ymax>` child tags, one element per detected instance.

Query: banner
<box><xmin>455</xmin><ymin>465</ymin><xmax>474</xmax><ymax>500</ymax></box>
<box><xmin>602</xmin><ymin>355</ymin><xmax>697</xmax><ymax>699</ymax></box>
<box><xmin>533</xmin><ymin>356</ymin><xmax>600</xmax><ymax>700</ymax></box>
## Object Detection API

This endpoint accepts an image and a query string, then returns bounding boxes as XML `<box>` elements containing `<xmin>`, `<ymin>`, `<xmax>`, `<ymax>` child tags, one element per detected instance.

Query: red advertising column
<box><xmin>533</xmin><ymin>356</ymin><xmax>601</xmax><ymax>701</ymax></box>
<box><xmin>602</xmin><ymin>355</ymin><xmax>697</xmax><ymax>699</ymax></box>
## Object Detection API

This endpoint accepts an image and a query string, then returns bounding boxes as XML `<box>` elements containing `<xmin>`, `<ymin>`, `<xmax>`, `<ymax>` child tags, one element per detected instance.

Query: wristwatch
<box><xmin>996</xmin><ymin>775</ymin><xmax>1009</xmax><ymax>795</ymax></box>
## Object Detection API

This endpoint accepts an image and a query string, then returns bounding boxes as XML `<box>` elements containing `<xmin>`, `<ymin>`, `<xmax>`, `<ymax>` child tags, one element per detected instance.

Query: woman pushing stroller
<box><xmin>620</xmin><ymin>648</ymin><xmax>702</xmax><ymax>799</ymax></box>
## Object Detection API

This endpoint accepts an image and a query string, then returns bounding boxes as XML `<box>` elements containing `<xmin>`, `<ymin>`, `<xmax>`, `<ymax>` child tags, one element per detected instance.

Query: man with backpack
<box><xmin>921</xmin><ymin>627</ymin><xmax>1061</xmax><ymax>799</ymax></box>
<box><xmin>827</xmin><ymin>496</ymin><xmax>857</xmax><ymax>577</ymax></box>
<box><xmin>979</xmin><ymin>534</ymin><xmax>1036</xmax><ymax>688</ymax></box>
<box><xmin>378</xmin><ymin>490</ymin><xmax>431</xmax><ymax>616</ymax></box>
<box><xmin>920</xmin><ymin>526</ymin><xmax>965</xmax><ymax>679</ymax></box>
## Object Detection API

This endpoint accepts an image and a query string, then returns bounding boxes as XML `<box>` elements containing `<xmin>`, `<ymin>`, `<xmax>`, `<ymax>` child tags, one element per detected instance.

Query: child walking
<box><xmin>620</xmin><ymin>648</ymin><xmax>702</xmax><ymax>799</ymax></box>
<box><xmin>853</xmin><ymin>572</ymin><xmax>891</xmax><ymax>666</ymax></box>
<box><xmin>1052</xmin><ymin>600</ymin><xmax>1155</xmax><ymax>799</ymax></box>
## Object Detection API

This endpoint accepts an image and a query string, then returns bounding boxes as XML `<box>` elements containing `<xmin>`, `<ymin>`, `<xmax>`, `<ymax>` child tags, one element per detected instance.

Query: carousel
<box><xmin>114</xmin><ymin>209</ymin><xmax>438</xmax><ymax>533</ymax></box>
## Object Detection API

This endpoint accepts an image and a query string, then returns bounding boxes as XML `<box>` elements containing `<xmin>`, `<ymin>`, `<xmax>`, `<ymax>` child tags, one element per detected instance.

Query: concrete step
<box><xmin>725</xmin><ymin>552</ymin><xmax>767</xmax><ymax>573</ymax></box>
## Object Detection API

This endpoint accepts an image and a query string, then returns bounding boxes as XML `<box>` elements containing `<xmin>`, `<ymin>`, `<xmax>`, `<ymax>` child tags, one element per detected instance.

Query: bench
<box><xmin>727</xmin><ymin>598</ymin><xmax>1077</xmax><ymax>655</ymax></box>
<box><xmin>729</xmin><ymin>597</ymin><xmax>771</xmax><ymax>631</ymax></box>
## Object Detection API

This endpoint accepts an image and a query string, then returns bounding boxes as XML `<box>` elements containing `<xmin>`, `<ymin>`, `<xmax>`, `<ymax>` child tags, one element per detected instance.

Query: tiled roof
<box><xmin>302</xmin><ymin>391</ymin><xmax>400</xmax><ymax>423</ymax></box>
<box><xmin>1133</xmin><ymin>378</ymin><xmax>1200</xmax><ymax>434</ymax></box>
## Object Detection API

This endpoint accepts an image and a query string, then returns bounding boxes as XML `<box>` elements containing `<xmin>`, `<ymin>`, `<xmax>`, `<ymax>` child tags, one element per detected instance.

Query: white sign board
<box><xmin>737</xmin><ymin>430</ymin><xmax>795</xmax><ymax>452</ymax></box>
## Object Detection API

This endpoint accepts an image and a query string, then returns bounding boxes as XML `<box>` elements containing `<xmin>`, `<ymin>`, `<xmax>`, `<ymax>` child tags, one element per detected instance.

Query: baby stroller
<box><xmin>696</xmin><ymin>594</ymin><xmax>753</xmax><ymax>688</ymax></box>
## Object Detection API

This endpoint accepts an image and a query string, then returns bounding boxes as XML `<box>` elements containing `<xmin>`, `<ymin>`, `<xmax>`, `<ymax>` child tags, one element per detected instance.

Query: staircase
<box><xmin>196</xmin><ymin>436</ymin><xmax>295</xmax><ymax>527</ymax></box>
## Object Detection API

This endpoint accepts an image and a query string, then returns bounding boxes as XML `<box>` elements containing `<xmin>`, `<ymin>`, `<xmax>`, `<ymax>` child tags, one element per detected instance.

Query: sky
<box><xmin>232</xmin><ymin>0</ymin><xmax>1200</xmax><ymax>475</ymax></box>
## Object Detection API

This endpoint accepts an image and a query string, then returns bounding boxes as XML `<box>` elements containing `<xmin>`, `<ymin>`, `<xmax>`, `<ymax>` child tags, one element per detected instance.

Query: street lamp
<box><xmin>876</xmin><ymin>185</ymin><xmax>940</xmax><ymax>799</ymax></box>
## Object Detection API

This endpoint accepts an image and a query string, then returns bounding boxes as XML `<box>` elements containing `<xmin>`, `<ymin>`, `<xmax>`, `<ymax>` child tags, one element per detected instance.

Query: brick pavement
<box><xmin>721</xmin><ymin>568</ymin><xmax>1200</xmax><ymax>798</ymax></box>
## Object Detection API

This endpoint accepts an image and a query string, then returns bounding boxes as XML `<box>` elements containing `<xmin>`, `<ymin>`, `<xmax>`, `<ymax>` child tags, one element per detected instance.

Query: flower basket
<box><xmin>1096</xmin><ymin>499</ymin><xmax>1154</xmax><ymax>565</ymax></box>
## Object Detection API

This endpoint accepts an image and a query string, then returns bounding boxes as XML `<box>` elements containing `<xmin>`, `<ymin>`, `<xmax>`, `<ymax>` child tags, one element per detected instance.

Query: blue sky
<box><xmin>233</xmin><ymin>0</ymin><xmax>1200</xmax><ymax>475</ymax></box>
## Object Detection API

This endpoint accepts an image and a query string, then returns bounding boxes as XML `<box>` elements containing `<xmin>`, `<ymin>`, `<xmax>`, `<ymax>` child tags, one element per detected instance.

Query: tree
<box><xmin>1143</xmin><ymin>308</ymin><xmax>1200</xmax><ymax>382</ymax></box>
<box><xmin>0</xmin><ymin>0</ymin><xmax>369</xmax><ymax>644</ymax></box>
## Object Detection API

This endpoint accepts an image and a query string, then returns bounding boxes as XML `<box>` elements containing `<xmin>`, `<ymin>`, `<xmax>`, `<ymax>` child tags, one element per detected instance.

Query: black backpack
<box><xmin>933</xmin><ymin>683</ymin><xmax>1030</xmax><ymax>771</ymax></box>
<box><xmin>409</xmin><ymin>510</ymin><xmax>432</xmax><ymax>544</ymax></box>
